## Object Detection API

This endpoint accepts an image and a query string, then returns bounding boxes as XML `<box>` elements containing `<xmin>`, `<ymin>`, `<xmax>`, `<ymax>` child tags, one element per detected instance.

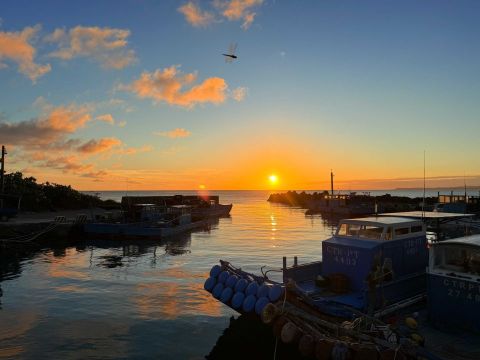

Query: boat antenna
<box><xmin>422</xmin><ymin>150</ymin><xmax>426</xmax><ymax>220</ymax></box>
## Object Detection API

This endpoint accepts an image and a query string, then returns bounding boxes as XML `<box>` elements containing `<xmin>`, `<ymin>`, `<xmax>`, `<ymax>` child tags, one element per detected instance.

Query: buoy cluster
<box><xmin>259</xmin><ymin>302</ymin><xmax>416</xmax><ymax>360</ymax></box>
<box><xmin>204</xmin><ymin>264</ymin><xmax>284</xmax><ymax>315</ymax></box>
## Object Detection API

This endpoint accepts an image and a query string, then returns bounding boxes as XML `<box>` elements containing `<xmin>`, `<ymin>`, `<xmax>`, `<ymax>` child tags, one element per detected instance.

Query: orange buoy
<box><xmin>261</xmin><ymin>303</ymin><xmax>278</xmax><ymax>324</ymax></box>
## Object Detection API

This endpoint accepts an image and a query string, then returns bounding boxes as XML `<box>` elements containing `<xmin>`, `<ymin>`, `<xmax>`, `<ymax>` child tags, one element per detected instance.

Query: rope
<box><xmin>0</xmin><ymin>222</ymin><xmax>59</xmax><ymax>244</ymax></box>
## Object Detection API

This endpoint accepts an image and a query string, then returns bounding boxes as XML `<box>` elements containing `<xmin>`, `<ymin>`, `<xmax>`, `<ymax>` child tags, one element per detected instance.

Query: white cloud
<box><xmin>96</xmin><ymin>113</ymin><xmax>115</xmax><ymax>125</ymax></box>
<box><xmin>231</xmin><ymin>86</ymin><xmax>247</xmax><ymax>101</ymax></box>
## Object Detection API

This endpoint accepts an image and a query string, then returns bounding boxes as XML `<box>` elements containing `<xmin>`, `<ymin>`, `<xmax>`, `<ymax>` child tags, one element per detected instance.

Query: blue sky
<box><xmin>1</xmin><ymin>0</ymin><xmax>479</xmax><ymax>189</ymax></box>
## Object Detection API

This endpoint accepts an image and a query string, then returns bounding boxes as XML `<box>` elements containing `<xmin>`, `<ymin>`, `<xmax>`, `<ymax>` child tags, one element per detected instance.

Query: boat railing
<box><xmin>283</xmin><ymin>259</ymin><xmax>322</xmax><ymax>283</ymax></box>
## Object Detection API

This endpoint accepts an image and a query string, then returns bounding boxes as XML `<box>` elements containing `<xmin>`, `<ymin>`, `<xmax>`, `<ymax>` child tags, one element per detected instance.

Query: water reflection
<box><xmin>0</xmin><ymin>311</ymin><xmax>38</xmax><ymax>358</ymax></box>
<box><xmin>133</xmin><ymin>276</ymin><xmax>222</xmax><ymax>320</ymax></box>
<box><xmin>305</xmin><ymin>212</ymin><xmax>342</xmax><ymax>232</ymax></box>
<box><xmin>97</xmin><ymin>255</ymin><xmax>124</xmax><ymax>268</ymax></box>
<box><xmin>0</xmin><ymin>191</ymin><xmax>335</xmax><ymax>359</ymax></box>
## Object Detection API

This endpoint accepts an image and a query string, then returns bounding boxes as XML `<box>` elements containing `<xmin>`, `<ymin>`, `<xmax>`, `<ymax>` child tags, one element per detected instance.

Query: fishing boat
<box><xmin>121</xmin><ymin>195</ymin><xmax>232</xmax><ymax>219</ymax></box>
<box><xmin>204</xmin><ymin>215</ymin><xmax>480</xmax><ymax>359</ymax></box>
<box><xmin>305</xmin><ymin>193</ymin><xmax>376</xmax><ymax>216</ymax></box>
<box><xmin>84</xmin><ymin>204</ymin><xmax>209</xmax><ymax>239</ymax></box>
<box><xmin>204</xmin><ymin>216</ymin><xmax>430</xmax><ymax>358</ymax></box>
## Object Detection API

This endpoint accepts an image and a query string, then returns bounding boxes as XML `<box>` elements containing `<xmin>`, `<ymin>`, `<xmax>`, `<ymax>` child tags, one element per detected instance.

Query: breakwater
<box><xmin>268</xmin><ymin>191</ymin><xmax>437</xmax><ymax>213</ymax></box>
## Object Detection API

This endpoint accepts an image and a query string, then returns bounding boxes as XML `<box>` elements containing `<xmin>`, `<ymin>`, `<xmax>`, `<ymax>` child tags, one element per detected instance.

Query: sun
<box><xmin>269</xmin><ymin>174</ymin><xmax>278</xmax><ymax>184</ymax></box>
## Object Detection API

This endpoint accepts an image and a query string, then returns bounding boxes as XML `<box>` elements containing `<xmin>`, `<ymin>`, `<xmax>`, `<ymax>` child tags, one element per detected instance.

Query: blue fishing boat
<box><xmin>287</xmin><ymin>216</ymin><xmax>428</xmax><ymax>317</ymax></box>
<box><xmin>206</xmin><ymin>216</ymin><xmax>428</xmax><ymax>315</ymax></box>
<box><xmin>204</xmin><ymin>216</ymin><xmax>435</xmax><ymax>358</ymax></box>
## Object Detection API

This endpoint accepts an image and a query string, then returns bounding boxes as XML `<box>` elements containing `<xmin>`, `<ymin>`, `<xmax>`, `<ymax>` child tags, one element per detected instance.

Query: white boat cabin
<box><xmin>335</xmin><ymin>216</ymin><xmax>426</xmax><ymax>241</ymax></box>
<box><xmin>429</xmin><ymin>235</ymin><xmax>480</xmax><ymax>279</ymax></box>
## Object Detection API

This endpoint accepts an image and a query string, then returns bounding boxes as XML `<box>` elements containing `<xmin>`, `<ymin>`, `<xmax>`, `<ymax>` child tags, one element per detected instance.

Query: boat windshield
<box><xmin>434</xmin><ymin>246</ymin><xmax>480</xmax><ymax>276</ymax></box>
<box><xmin>337</xmin><ymin>223</ymin><xmax>384</xmax><ymax>240</ymax></box>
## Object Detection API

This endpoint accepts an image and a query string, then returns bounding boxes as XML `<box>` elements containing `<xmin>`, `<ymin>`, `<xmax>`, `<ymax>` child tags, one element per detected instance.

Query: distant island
<box><xmin>394</xmin><ymin>186</ymin><xmax>480</xmax><ymax>191</ymax></box>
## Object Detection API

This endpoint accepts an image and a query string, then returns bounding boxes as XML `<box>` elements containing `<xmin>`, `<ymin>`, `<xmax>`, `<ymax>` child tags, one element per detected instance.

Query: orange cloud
<box><xmin>77</xmin><ymin>137</ymin><xmax>122</xmax><ymax>154</ymax></box>
<box><xmin>0</xmin><ymin>25</ymin><xmax>51</xmax><ymax>81</ymax></box>
<box><xmin>180</xmin><ymin>0</ymin><xmax>263</xmax><ymax>29</ymax></box>
<box><xmin>44</xmin><ymin>104</ymin><xmax>92</xmax><ymax>132</ymax></box>
<box><xmin>123</xmin><ymin>65</ymin><xmax>227</xmax><ymax>108</ymax></box>
<box><xmin>46</xmin><ymin>26</ymin><xmax>136</xmax><ymax>69</ymax></box>
<box><xmin>241</xmin><ymin>12</ymin><xmax>256</xmax><ymax>30</ymax></box>
<box><xmin>154</xmin><ymin>128</ymin><xmax>191</xmax><ymax>138</ymax></box>
<box><xmin>116</xmin><ymin>144</ymin><xmax>154</xmax><ymax>155</ymax></box>
<box><xmin>215</xmin><ymin>0</ymin><xmax>263</xmax><ymax>29</ymax></box>
<box><xmin>1</xmin><ymin>99</ymin><xmax>141</xmax><ymax>181</ymax></box>
<box><xmin>0</xmin><ymin>103</ymin><xmax>92</xmax><ymax>146</ymax></box>
<box><xmin>178</xmin><ymin>2</ymin><xmax>215</xmax><ymax>27</ymax></box>
<box><xmin>43</xmin><ymin>155</ymin><xmax>94</xmax><ymax>173</ymax></box>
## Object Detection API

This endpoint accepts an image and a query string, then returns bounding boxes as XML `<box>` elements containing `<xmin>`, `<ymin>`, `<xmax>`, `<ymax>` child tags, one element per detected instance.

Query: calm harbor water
<box><xmin>0</xmin><ymin>189</ymin><xmax>478</xmax><ymax>359</ymax></box>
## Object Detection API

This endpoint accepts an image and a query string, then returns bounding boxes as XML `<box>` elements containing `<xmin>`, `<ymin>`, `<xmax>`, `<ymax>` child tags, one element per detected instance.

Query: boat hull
<box><xmin>83</xmin><ymin>220</ymin><xmax>208</xmax><ymax>239</ymax></box>
<box><xmin>427</xmin><ymin>272</ymin><xmax>480</xmax><ymax>331</ymax></box>
<box><xmin>192</xmin><ymin>204</ymin><xmax>232</xmax><ymax>218</ymax></box>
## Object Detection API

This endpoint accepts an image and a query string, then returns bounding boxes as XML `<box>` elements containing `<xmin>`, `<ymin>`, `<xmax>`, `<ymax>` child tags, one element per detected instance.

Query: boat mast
<box><xmin>330</xmin><ymin>170</ymin><xmax>334</xmax><ymax>196</ymax></box>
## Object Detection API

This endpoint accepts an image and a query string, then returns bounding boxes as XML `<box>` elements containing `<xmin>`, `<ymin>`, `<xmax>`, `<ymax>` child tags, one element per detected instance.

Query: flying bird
<box><xmin>222</xmin><ymin>43</ymin><xmax>238</xmax><ymax>63</ymax></box>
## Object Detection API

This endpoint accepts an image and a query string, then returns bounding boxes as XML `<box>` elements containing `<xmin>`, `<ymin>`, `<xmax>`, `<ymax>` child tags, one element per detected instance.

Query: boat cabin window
<box><xmin>410</xmin><ymin>225</ymin><xmax>423</xmax><ymax>234</ymax></box>
<box><xmin>394</xmin><ymin>227</ymin><xmax>410</xmax><ymax>236</ymax></box>
<box><xmin>358</xmin><ymin>225</ymin><xmax>383</xmax><ymax>239</ymax></box>
<box><xmin>337</xmin><ymin>223</ymin><xmax>384</xmax><ymax>240</ymax></box>
<box><xmin>434</xmin><ymin>246</ymin><xmax>480</xmax><ymax>275</ymax></box>
<box><xmin>337</xmin><ymin>223</ymin><xmax>357</xmax><ymax>236</ymax></box>
<box><xmin>385</xmin><ymin>227</ymin><xmax>393</xmax><ymax>240</ymax></box>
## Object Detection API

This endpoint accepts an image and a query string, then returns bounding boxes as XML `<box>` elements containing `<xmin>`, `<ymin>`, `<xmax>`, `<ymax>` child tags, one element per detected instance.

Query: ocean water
<box><xmin>0</xmin><ymin>189</ymin><xmax>477</xmax><ymax>359</ymax></box>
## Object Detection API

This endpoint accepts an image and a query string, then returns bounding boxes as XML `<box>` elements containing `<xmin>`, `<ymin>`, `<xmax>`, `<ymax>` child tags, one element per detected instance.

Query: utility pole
<box><xmin>0</xmin><ymin>145</ymin><xmax>6</xmax><ymax>194</ymax></box>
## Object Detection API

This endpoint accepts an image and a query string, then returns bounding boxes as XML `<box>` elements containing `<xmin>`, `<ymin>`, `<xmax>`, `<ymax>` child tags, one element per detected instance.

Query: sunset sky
<box><xmin>1</xmin><ymin>0</ymin><xmax>479</xmax><ymax>190</ymax></box>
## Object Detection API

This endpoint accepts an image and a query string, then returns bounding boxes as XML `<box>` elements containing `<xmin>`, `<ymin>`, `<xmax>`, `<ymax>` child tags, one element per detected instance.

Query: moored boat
<box><xmin>204</xmin><ymin>216</ymin><xmax>433</xmax><ymax>358</ymax></box>
<box><xmin>121</xmin><ymin>195</ymin><xmax>232</xmax><ymax>219</ymax></box>
<box><xmin>84</xmin><ymin>204</ymin><xmax>209</xmax><ymax>239</ymax></box>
